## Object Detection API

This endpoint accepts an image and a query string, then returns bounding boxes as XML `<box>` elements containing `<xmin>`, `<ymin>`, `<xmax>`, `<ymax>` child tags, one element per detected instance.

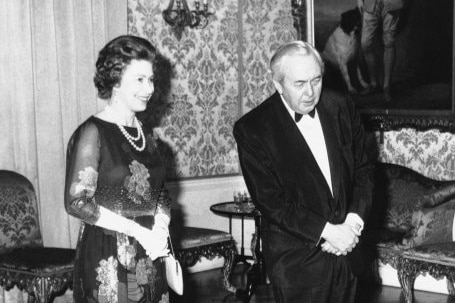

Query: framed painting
<box><xmin>293</xmin><ymin>0</ymin><xmax>455</xmax><ymax>131</ymax></box>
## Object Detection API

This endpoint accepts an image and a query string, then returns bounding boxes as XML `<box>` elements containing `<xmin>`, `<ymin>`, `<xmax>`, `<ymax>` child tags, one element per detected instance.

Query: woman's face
<box><xmin>113</xmin><ymin>59</ymin><xmax>154</xmax><ymax>114</ymax></box>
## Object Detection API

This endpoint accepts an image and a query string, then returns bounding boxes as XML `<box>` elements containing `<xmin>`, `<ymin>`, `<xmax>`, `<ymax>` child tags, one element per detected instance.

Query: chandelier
<box><xmin>163</xmin><ymin>0</ymin><xmax>212</xmax><ymax>40</ymax></box>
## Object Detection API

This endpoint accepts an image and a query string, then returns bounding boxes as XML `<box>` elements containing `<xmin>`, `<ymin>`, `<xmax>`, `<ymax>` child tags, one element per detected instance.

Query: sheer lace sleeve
<box><xmin>64</xmin><ymin>121</ymin><xmax>101</xmax><ymax>224</ymax></box>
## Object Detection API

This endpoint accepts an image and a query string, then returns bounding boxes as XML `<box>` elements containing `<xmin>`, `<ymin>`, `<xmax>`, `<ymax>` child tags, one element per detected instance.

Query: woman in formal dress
<box><xmin>64</xmin><ymin>35</ymin><xmax>171</xmax><ymax>303</ymax></box>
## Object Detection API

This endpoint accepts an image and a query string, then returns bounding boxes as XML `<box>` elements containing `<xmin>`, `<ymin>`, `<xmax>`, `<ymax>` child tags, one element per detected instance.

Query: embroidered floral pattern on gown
<box><xmin>96</xmin><ymin>256</ymin><xmax>119</xmax><ymax>303</ymax></box>
<box><xmin>126</xmin><ymin>160</ymin><xmax>151</xmax><ymax>204</ymax></box>
<box><xmin>74</xmin><ymin>167</ymin><xmax>98</xmax><ymax>197</ymax></box>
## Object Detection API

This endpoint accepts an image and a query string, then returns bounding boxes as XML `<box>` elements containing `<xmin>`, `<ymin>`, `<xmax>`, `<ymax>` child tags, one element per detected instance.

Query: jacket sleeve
<box><xmin>344</xmin><ymin>96</ymin><xmax>374</xmax><ymax>222</ymax></box>
<box><xmin>233</xmin><ymin>121</ymin><xmax>327</xmax><ymax>245</ymax></box>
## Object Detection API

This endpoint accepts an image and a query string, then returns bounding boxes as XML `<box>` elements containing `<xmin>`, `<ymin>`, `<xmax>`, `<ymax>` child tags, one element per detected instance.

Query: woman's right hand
<box><xmin>134</xmin><ymin>225</ymin><xmax>170</xmax><ymax>260</ymax></box>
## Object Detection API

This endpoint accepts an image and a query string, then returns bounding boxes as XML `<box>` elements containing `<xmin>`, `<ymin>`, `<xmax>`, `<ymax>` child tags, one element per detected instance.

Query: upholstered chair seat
<box><xmin>363</xmin><ymin>162</ymin><xmax>455</xmax><ymax>269</ymax></box>
<box><xmin>0</xmin><ymin>170</ymin><xmax>75</xmax><ymax>303</ymax></box>
<box><xmin>171</xmin><ymin>226</ymin><xmax>236</xmax><ymax>293</ymax></box>
<box><xmin>402</xmin><ymin>242</ymin><xmax>455</xmax><ymax>265</ymax></box>
<box><xmin>175</xmin><ymin>226</ymin><xmax>233</xmax><ymax>249</ymax></box>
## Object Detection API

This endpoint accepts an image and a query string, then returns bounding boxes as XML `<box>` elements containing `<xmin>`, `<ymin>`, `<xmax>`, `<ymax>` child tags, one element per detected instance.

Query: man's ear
<box><xmin>272</xmin><ymin>80</ymin><xmax>283</xmax><ymax>95</ymax></box>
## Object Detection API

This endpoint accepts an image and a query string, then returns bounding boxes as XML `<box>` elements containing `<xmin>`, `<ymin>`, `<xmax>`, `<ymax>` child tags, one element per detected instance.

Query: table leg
<box><xmin>398</xmin><ymin>258</ymin><xmax>417</xmax><ymax>303</ymax></box>
<box><xmin>221</xmin><ymin>241</ymin><xmax>237</xmax><ymax>293</ymax></box>
<box><xmin>241</xmin><ymin>215</ymin><xmax>245</xmax><ymax>256</ymax></box>
<box><xmin>32</xmin><ymin>277</ymin><xmax>50</xmax><ymax>303</ymax></box>
<box><xmin>446</xmin><ymin>277</ymin><xmax>455</xmax><ymax>296</ymax></box>
<box><xmin>237</xmin><ymin>214</ymin><xmax>265</xmax><ymax>303</ymax></box>
<box><xmin>251</xmin><ymin>232</ymin><xmax>257</xmax><ymax>263</ymax></box>
<box><xmin>233</xmin><ymin>215</ymin><xmax>253</xmax><ymax>266</ymax></box>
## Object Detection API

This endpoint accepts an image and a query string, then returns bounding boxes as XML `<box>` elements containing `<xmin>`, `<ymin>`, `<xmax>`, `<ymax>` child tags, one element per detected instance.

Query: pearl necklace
<box><xmin>115</xmin><ymin>116</ymin><xmax>146</xmax><ymax>152</ymax></box>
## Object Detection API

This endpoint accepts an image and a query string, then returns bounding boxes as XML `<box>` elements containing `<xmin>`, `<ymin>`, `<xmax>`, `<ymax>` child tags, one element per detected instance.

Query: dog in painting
<box><xmin>322</xmin><ymin>8</ymin><xmax>369</xmax><ymax>94</ymax></box>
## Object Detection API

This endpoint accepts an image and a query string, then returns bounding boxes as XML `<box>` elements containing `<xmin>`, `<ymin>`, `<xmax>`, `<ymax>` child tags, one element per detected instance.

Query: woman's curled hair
<box><xmin>94</xmin><ymin>35</ymin><xmax>157</xmax><ymax>99</ymax></box>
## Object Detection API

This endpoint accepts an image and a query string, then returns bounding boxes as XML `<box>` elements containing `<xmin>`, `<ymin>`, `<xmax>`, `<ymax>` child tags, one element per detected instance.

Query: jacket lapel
<box><xmin>271</xmin><ymin>94</ymin><xmax>334</xmax><ymax>197</ymax></box>
<box><xmin>317</xmin><ymin>99</ymin><xmax>342</xmax><ymax>202</ymax></box>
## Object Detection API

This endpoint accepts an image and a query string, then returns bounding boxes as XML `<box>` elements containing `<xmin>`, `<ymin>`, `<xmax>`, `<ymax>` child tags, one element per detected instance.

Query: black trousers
<box><xmin>272</xmin><ymin>256</ymin><xmax>357</xmax><ymax>303</ymax></box>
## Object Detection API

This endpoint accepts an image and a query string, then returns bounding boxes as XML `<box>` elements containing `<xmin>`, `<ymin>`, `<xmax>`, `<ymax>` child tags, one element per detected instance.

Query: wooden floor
<box><xmin>170</xmin><ymin>264</ymin><xmax>455</xmax><ymax>303</ymax></box>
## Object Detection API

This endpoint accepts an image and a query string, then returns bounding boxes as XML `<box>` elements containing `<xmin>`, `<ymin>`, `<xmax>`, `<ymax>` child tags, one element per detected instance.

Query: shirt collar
<box><xmin>279</xmin><ymin>94</ymin><xmax>318</xmax><ymax>122</ymax></box>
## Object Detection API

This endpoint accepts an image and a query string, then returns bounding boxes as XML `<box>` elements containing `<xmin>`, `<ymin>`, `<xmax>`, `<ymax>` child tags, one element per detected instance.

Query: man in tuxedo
<box><xmin>233</xmin><ymin>41</ymin><xmax>373</xmax><ymax>303</ymax></box>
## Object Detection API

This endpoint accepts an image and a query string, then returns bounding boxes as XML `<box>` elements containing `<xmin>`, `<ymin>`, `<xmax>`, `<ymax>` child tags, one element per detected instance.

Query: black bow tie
<box><xmin>295</xmin><ymin>109</ymin><xmax>315</xmax><ymax>122</ymax></box>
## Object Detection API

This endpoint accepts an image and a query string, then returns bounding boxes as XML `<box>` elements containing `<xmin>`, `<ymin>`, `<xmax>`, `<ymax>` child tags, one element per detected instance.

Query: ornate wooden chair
<box><xmin>0</xmin><ymin>170</ymin><xmax>75</xmax><ymax>303</ymax></box>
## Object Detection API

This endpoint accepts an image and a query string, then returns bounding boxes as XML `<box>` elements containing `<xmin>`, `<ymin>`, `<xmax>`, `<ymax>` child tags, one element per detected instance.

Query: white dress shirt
<box><xmin>281</xmin><ymin>98</ymin><xmax>333</xmax><ymax>196</ymax></box>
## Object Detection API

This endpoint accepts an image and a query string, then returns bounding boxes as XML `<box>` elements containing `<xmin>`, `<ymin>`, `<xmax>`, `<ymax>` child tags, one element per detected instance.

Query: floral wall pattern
<box><xmin>128</xmin><ymin>0</ymin><xmax>297</xmax><ymax>179</ymax></box>
<box><xmin>242</xmin><ymin>0</ymin><xmax>297</xmax><ymax>112</ymax></box>
<box><xmin>127</xmin><ymin>1</ymin><xmax>455</xmax><ymax>183</ymax></box>
<box><xmin>377</xmin><ymin>128</ymin><xmax>455</xmax><ymax>180</ymax></box>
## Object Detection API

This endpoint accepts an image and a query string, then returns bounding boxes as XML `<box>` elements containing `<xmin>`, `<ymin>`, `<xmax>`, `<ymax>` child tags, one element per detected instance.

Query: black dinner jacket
<box><xmin>233</xmin><ymin>89</ymin><xmax>373</xmax><ymax>288</ymax></box>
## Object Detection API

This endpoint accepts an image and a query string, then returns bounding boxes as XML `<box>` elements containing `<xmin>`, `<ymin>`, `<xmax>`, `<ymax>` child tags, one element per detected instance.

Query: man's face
<box><xmin>273</xmin><ymin>54</ymin><xmax>323</xmax><ymax>115</ymax></box>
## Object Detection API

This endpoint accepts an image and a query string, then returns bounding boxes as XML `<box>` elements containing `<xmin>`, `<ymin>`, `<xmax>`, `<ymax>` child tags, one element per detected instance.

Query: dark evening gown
<box><xmin>64</xmin><ymin>116</ymin><xmax>171</xmax><ymax>303</ymax></box>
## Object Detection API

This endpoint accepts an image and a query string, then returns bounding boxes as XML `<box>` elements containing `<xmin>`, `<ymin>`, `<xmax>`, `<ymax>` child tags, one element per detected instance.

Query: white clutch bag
<box><xmin>165</xmin><ymin>236</ymin><xmax>183</xmax><ymax>295</ymax></box>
